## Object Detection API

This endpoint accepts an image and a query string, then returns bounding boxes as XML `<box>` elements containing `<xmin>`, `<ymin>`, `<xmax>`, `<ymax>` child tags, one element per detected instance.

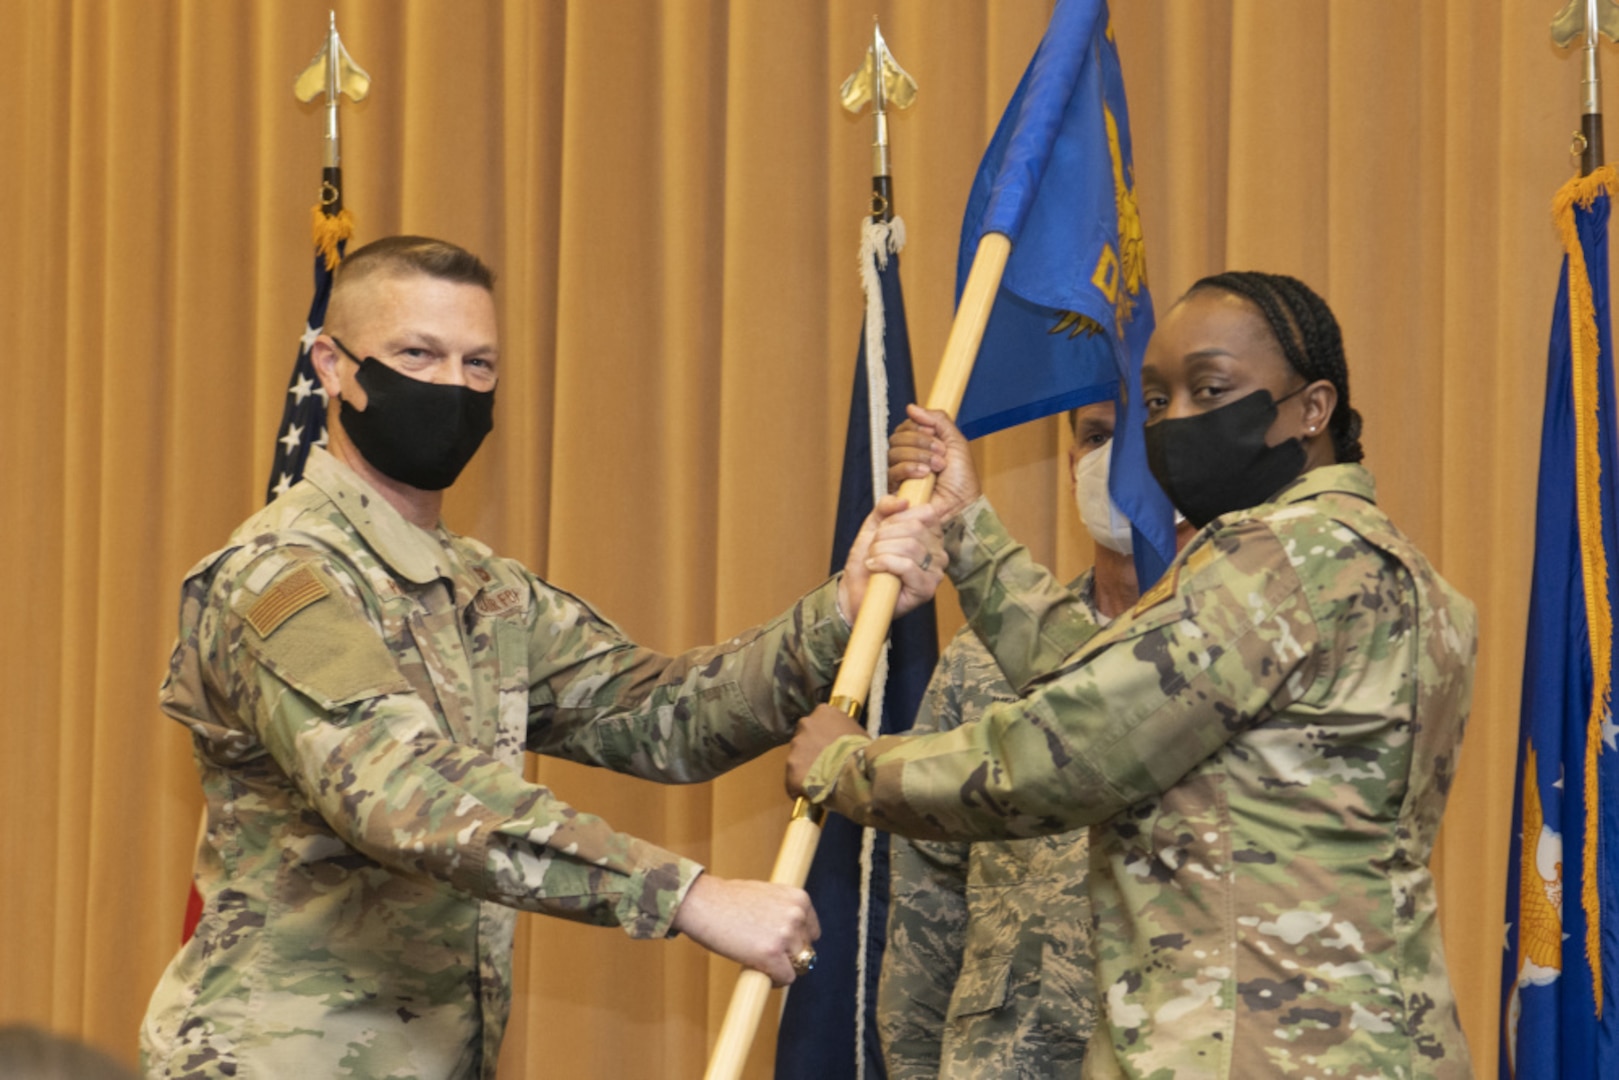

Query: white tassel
<box><xmin>858</xmin><ymin>217</ymin><xmax>906</xmax><ymax>515</ymax></box>
<box><xmin>853</xmin><ymin>214</ymin><xmax>905</xmax><ymax>1080</ymax></box>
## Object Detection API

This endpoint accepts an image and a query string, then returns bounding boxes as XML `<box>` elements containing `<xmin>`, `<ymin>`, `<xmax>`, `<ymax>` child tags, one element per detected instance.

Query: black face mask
<box><xmin>1144</xmin><ymin>387</ymin><xmax>1306</xmax><ymax>529</ymax></box>
<box><xmin>330</xmin><ymin>337</ymin><xmax>496</xmax><ymax>491</ymax></box>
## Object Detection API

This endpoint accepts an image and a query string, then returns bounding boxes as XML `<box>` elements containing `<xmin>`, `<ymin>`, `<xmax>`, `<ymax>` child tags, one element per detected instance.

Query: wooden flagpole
<box><xmin>702</xmin><ymin>231</ymin><xmax>1010</xmax><ymax>1080</ymax></box>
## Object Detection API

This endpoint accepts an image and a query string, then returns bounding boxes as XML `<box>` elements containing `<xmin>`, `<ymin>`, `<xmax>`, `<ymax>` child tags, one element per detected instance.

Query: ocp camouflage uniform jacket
<box><xmin>880</xmin><ymin>570</ymin><xmax>1102</xmax><ymax>1079</ymax></box>
<box><xmin>143</xmin><ymin>447</ymin><xmax>850</xmax><ymax>1080</ymax></box>
<box><xmin>806</xmin><ymin>464</ymin><xmax>1477</xmax><ymax>1079</ymax></box>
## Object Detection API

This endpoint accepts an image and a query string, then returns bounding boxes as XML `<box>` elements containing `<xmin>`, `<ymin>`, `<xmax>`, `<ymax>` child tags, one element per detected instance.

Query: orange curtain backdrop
<box><xmin>0</xmin><ymin>0</ymin><xmax>1593</xmax><ymax>1075</ymax></box>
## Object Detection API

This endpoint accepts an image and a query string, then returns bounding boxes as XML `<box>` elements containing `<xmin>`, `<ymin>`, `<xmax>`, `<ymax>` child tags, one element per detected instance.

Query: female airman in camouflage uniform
<box><xmin>792</xmin><ymin>272</ymin><xmax>1477</xmax><ymax>1079</ymax></box>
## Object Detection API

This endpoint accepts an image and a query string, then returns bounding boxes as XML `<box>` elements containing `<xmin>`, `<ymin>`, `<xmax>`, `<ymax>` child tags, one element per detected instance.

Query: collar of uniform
<box><xmin>1267</xmin><ymin>461</ymin><xmax>1377</xmax><ymax>508</ymax></box>
<box><xmin>1069</xmin><ymin>567</ymin><xmax>1107</xmax><ymax>626</ymax></box>
<box><xmin>302</xmin><ymin>446</ymin><xmax>456</xmax><ymax>586</ymax></box>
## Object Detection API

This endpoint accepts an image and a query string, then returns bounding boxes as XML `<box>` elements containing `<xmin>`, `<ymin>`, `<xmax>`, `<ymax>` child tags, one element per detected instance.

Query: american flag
<box><xmin>267</xmin><ymin>195</ymin><xmax>352</xmax><ymax>502</ymax></box>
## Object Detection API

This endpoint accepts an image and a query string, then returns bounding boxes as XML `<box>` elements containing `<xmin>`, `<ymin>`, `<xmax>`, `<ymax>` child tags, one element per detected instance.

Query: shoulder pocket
<box><xmin>233</xmin><ymin>559</ymin><xmax>412</xmax><ymax>710</ymax></box>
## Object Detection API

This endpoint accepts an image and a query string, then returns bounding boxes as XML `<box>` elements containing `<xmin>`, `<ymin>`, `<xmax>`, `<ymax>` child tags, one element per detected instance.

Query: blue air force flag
<box><xmin>1499</xmin><ymin>167</ymin><xmax>1619</xmax><ymax>1078</ymax></box>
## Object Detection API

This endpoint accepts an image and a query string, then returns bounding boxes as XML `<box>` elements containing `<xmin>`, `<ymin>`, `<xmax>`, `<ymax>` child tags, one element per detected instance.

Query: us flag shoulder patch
<box><xmin>245</xmin><ymin>566</ymin><xmax>331</xmax><ymax>638</ymax></box>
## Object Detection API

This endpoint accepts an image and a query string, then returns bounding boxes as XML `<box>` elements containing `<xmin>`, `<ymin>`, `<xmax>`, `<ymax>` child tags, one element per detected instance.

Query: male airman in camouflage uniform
<box><xmin>792</xmin><ymin>271</ymin><xmax>1478</xmax><ymax>1078</ymax></box>
<box><xmin>141</xmin><ymin>236</ymin><xmax>943</xmax><ymax>1079</ymax></box>
<box><xmin>880</xmin><ymin>403</ymin><xmax>1160</xmax><ymax>1078</ymax></box>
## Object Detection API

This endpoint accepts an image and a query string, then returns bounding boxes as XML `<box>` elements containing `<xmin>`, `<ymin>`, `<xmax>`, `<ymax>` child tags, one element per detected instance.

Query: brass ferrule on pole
<box><xmin>873</xmin><ymin>111</ymin><xmax>891</xmax><ymax>179</ymax></box>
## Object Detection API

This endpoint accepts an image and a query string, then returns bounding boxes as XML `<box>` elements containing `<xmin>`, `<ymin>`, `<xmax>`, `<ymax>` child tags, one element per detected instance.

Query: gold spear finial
<box><xmin>1552</xmin><ymin>0</ymin><xmax>1619</xmax><ymax>47</ymax></box>
<box><xmin>294</xmin><ymin>11</ymin><xmax>372</xmax><ymax>171</ymax></box>
<box><xmin>295</xmin><ymin>12</ymin><xmax>370</xmax><ymax>265</ymax></box>
<box><xmin>840</xmin><ymin>20</ymin><xmax>917</xmax><ymax>115</ymax></box>
<box><xmin>841</xmin><ymin>20</ymin><xmax>918</xmax><ymax>220</ymax></box>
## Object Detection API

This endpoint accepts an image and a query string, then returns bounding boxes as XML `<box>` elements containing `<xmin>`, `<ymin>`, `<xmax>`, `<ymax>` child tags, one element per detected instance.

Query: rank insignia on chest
<box><xmin>1132</xmin><ymin>563</ymin><xmax>1179</xmax><ymax>617</ymax></box>
<box><xmin>245</xmin><ymin>565</ymin><xmax>331</xmax><ymax>638</ymax></box>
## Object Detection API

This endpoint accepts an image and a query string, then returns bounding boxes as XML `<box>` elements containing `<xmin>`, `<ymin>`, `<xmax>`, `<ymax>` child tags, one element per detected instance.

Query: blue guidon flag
<box><xmin>954</xmin><ymin>0</ymin><xmax>1174</xmax><ymax>585</ymax></box>
<box><xmin>1499</xmin><ymin>166</ymin><xmax>1619</xmax><ymax>1078</ymax></box>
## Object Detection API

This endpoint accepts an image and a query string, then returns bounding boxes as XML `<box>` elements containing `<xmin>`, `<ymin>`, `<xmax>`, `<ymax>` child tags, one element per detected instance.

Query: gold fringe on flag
<box><xmin>311</xmin><ymin>205</ymin><xmax>355</xmax><ymax>271</ymax></box>
<box><xmin>1551</xmin><ymin>162</ymin><xmax>1619</xmax><ymax>1015</ymax></box>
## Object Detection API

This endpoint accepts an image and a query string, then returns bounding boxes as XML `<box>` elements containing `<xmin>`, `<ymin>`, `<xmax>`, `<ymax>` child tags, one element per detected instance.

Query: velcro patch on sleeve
<box><xmin>245</xmin><ymin>565</ymin><xmax>331</xmax><ymax>638</ymax></box>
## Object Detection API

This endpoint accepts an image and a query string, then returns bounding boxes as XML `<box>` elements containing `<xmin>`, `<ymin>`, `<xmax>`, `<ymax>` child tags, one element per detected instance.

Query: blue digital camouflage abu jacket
<box><xmin>880</xmin><ymin>570</ymin><xmax>1102</xmax><ymax>1079</ymax></box>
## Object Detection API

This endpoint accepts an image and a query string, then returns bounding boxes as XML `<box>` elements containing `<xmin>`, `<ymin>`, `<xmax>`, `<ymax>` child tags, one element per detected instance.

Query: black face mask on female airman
<box><xmin>330</xmin><ymin>337</ymin><xmax>496</xmax><ymax>491</ymax></box>
<box><xmin>1143</xmin><ymin>384</ymin><xmax>1307</xmax><ymax>529</ymax></box>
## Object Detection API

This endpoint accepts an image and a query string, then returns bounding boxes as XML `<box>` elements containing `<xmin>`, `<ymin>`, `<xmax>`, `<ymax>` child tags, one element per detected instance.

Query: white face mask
<box><xmin>1074</xmin><ymin>438</ymin><xmax>1135</xmax><ymax>555</ymax></box>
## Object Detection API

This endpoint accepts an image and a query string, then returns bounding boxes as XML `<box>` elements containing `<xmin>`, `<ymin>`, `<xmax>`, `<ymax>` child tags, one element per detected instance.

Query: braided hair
<box><xmin>1185</xmin><ymin>271</ymin><xmax>1364</xmax><ymax>464</ymax></box>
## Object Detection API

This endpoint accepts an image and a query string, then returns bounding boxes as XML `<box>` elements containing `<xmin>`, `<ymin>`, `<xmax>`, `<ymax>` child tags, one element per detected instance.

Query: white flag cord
<box><xmin>852</xmin><ymin>214</ymin><xmax>905</xmax><ymax>1078</ymax></box>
